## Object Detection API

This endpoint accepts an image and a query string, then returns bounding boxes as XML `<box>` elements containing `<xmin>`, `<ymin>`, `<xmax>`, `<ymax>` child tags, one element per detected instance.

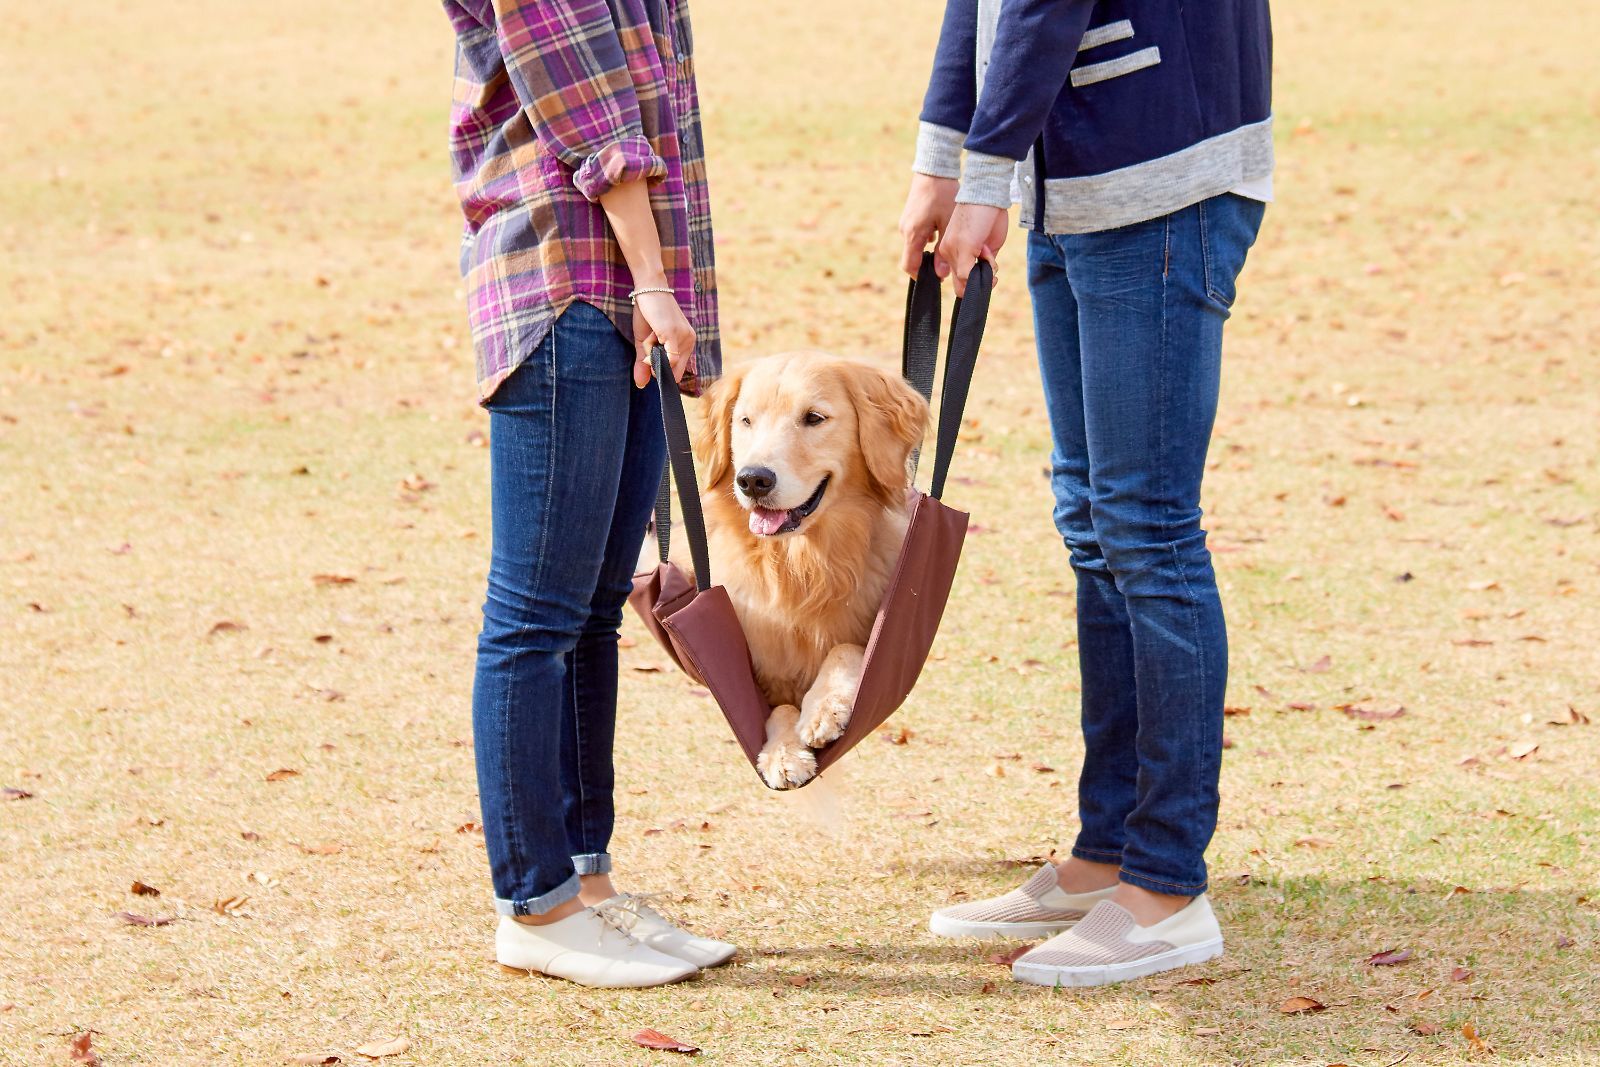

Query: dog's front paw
<box><xmin>756</xmin><ymin>705</ymin><xmax>817</xmax><ymax>790</ymax></box>
<box><xmin>797</xmin><ymin>691</ymin><xmax>852</xmax><ymax>749</ymax></box>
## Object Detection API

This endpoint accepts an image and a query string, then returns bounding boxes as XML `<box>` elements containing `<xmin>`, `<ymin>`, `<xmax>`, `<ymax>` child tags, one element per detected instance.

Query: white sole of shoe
<box><xmin>1011</xmin><ymin>940</ymin><xmax>1224</xmax><ymax>988</ymax></box>
<box><xmin>928</xmin><ymin>912</ymin><xmax>1081</xmax><ymax>940</ymax></box>
<box><xmin>497</xmin><ymin>960</ymin><xmax>697</xmax><ymax>989</ymax></box>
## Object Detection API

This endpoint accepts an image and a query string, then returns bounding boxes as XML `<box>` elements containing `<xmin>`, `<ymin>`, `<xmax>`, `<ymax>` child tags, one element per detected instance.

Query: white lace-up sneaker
<box><xmin>495</xmin><ymin>908</ymin><xmax>698</xmax><ymax>988</ymax></box>
<box><xmin>594</xmin><ymin>894</ymin><xmax>738</xmax><ymax>969</ymax></box>
<box><xmin>929</xmin><ymin>864</ymin><xmax>1117</xmax><ymax>940</ymax></box>
<box><xmin>1011</xmin><ymin>895</ymin><xmax>1224</xmax><ymax>988</ymax></box>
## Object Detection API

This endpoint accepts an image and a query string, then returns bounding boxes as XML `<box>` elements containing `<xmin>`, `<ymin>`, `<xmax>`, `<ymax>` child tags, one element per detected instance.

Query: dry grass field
<box><xmin>2</xmin><ymin>1</ymin><xmax>1598</xmax><ymax>1064</ymax></box>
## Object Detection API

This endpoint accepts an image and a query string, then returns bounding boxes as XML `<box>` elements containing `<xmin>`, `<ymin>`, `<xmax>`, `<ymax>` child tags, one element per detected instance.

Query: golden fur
<box><xmin>694</xmin><ymin>353</ymin><xmax>928</xmax><ymax>788</ymax></box>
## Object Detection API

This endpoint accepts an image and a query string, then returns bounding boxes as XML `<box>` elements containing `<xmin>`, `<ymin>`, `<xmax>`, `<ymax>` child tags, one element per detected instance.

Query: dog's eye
<box><xmin>739</xmin><ymin>416</ymin><xmax>751</xmax><ymax>427</ymax></box>
<box><xmin>803</xmin><ymin>411</ymin><xmax>827</xmax><ymax>427</ymax></box>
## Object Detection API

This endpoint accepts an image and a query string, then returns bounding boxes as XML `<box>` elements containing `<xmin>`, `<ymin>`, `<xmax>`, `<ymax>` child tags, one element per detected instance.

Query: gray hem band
<box><xmin>1021</xmin><ymin>117</ymin><xmax>1275</xmax><ymax>235</ymax></box>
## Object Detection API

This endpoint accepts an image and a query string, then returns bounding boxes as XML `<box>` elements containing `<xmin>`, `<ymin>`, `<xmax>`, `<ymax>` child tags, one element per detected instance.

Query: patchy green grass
<box><xmin>1</xmin><ymin>1</ymin><xmax>1597</xmax><ymax>1064</ymax></box>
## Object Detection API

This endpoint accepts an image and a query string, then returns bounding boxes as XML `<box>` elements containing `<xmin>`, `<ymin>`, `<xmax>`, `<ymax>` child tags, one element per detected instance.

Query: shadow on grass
<box><xmin>689</xmin><ymin>872</ymin><xmax>1596</xmax><ymax>1059</ymax></box>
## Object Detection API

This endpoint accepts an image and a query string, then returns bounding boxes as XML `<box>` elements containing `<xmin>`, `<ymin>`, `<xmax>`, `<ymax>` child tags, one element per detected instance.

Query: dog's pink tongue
<box><xmin>748</xmin><ymin>507</ymin><xmax>788</xmax><ymax>536</ymax></box>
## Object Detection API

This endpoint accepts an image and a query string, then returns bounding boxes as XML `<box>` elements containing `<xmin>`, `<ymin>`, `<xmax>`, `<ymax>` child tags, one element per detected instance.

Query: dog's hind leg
<box><xmin>756</xmin><ymin>705</ymin><xmax>817</xmax><ymax>790</ymax></box>
<box><xmin>796</xmin><ymin>644</ymin><xmax>865</xmax><ymax>749</ymax></box>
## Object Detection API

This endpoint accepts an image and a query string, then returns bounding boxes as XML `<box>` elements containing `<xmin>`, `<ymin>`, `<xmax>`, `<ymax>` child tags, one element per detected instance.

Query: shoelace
<box><xmin>592</xmin><ymin>898</ymin><xmax>655</xmax><ymax>945</ymax></box>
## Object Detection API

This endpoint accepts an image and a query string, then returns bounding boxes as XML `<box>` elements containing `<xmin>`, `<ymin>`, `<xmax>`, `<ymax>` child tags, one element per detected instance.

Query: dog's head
<box><xmin>696</xmin><ymin>354</ymin><xmax>928</xmax><ymax>537</ymax></box>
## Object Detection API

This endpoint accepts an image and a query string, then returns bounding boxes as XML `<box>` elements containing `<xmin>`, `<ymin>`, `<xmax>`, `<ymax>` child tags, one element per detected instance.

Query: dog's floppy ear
<box><xmin>847</xmin><ymin>362</ymin><xmax>930</xmax><ymax>505</ymax></box>
<box><xmin>693</xmin><ymin>363</ymin><xmax>746</xmax><ymax>489</ymax></box>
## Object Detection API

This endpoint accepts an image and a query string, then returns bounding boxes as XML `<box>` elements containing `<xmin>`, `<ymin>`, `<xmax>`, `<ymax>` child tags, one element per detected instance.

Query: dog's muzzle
<box><xmin>746</xmin><ymin>476</ymin><xmax>829</xmax><ymax>537</ymax></box>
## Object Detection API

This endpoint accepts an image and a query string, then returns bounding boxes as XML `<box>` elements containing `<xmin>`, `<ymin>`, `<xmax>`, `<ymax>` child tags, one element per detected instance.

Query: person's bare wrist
<box><xmin>629</xmin><ymin>264</ymin><xmax>670</xmax><ymax>290</ymax></box>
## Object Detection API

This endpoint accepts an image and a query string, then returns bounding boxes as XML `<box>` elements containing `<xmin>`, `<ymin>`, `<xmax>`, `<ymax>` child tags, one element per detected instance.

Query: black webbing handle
<box><xmin>651</xmin><ymin>346</ymin><xmax>712</xmax><ymax>591</ymax></box>
<box><xmin>902</xmin><ymin>252</ymin><xmax>942</xmax><ymax>479</ymax></box>
<box><xmin>928</xmin><ymin>258</ymin><xmax>992</xmax><ymax>501</ymax></box>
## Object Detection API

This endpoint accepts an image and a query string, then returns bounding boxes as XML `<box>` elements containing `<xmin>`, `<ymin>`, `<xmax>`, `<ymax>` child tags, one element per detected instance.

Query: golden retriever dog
<box><xmin>694</xmin><ymin>353</ymin><xmax>929</xmax><ymax>789</ymax></box>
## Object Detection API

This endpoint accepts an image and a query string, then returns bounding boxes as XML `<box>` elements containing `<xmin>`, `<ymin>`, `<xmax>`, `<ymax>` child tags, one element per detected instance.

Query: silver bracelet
<box><xmin>628</xmin><ymin>286</ymin><xmax>675</xmax><ymax>305</ymax></box>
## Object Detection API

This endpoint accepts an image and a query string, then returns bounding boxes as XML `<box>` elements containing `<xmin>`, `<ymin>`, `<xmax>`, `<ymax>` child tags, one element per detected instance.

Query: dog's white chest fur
<box><xmin>719</xmin><ymin>500</ymin><xmax>909</xmax><ymax>709</ymax></box>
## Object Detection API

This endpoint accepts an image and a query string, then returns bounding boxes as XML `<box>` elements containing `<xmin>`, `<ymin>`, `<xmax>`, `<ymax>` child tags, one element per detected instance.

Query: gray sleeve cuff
<box><xmin>912</xmin><ymin>121</ymin><xmax>965</xmax><ymax>180</ymax></box>
<box><xmin>956</xmin><ymin>151</ymin><xmax>1018</xmax><ymax>209</ymax></box>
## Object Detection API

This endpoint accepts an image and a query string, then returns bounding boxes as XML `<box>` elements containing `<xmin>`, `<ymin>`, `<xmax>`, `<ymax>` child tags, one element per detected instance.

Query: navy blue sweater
<box><xmin>916</xmin><ymin>0</ymin><xmax>1274</xmax><ymax>234</ymax></box>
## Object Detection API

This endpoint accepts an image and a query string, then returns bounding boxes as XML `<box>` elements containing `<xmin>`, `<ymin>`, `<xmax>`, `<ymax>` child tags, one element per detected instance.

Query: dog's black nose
<box><xmin>736</xmin><ymin>466</ymin><xmax>777</xmax><ymax>498</ymax></box>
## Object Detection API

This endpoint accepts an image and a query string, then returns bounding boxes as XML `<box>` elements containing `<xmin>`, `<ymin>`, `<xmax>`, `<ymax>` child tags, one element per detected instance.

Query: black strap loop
<box><xmin>902</xmin><ymin>252</ymin><xmax>942</xmax><ymax>479</ymax></box>
<box><xmin>928</xmin><ymin>258</ymin><xmax>992</xmax><ymax>500</ymax></box>
<box><xmin>652</xmin><ymin>346</ymin><xmax>712</xmax><ymax>591</ymax></box>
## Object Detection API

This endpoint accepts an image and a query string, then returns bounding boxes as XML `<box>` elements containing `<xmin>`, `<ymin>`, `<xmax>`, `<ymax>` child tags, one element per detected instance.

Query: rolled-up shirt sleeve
<box><xmin>491</xmin><ymin>0</ymin><xmax>668</xmax><ymax>201</ymax></box>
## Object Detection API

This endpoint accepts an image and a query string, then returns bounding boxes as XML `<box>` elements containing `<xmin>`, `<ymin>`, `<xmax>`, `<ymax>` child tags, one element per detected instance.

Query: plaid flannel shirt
<box><xmin>444</xmin><ymin>0</ymin><xmax>720</xmax><ymax>400</ymax></box>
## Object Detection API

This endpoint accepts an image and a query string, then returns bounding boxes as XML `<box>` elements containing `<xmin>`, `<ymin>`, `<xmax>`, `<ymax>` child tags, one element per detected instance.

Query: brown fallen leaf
<box><xmin>1555</xmin><ymin>935</ymin><xmax>1575</xmax><ymax>949</ymax></box>
<box><xmin>298</xmin><ymin>843</ymin><xmax>343</xmax><ymax>856</ymax></box>
<box><xmin>1508</xmin><ymin>740</ymin><xmax>1539</xmax><ymax>760</ymax></box>
<box><xmin>1450</xmin><ymin>966</ymin><xmax>1473</xmax><ymax>982</ymax></box>
<box><xmin>311</xmin><ymin>574</ymin><xmax>356</xmax><ymax>586</ymax></box>
<box><xmin>118</xmin><ymin>912</ymin><xmax>174</xmax><ymax>927</ymax></box>
<box><xmin>1224</xmin><ymin>706</ymin><xmax>1251</xmax><ymax>717</ymax></box>
<box><xmin>213</xmin><ymin>895</ymin><xmax>251</xmax><ymax>917</ymax></box>
<box><xmin>785</xmin><ymin>975</ymin><xmax>810</xmax><ymax>988</ymax></box>
<box><xmin>68</xmin><ymin>1032</ymin><xmax>102</xmax><ymax>1066</ymax></box>
<box><xmin>630</xmin><ymin>662</ymin><xmax>665</xmax><ymax>673</ymax></box>
<box><xmin>455</xmin><ymin>822</ymin><xmax>481</xmax><ymax>834</ymax></box>
<box><xmin>1306</xmin><ymin>655</ymin><xmax>1332</xmax><ymax>673</ymax></box>
<box><xmin>1548</xmin><ymin>706</ymin><xmax>1591</xmax><ymax>726</ymax></box>
<box><xmin>987</xmin><ymin>943</ymin><xmax>1034</xmax><ymax>967</ymax></box>
<box><xmin>1193</xmin><ymin>1026</ymin><xmax>1222</xmax><ymax>1037</ymax></box>
<box><xmin>1411</xmin><ymin>1021</ymin><xmax>1442</xmax><ymax>1036</ymax></box>
<box><xmin>632</xmin><ymin>1029</ymin><xmax>700</xmax><ymax>1055</ymax></box>
<box><xmin>1465</xmin><ymin>580</ymin><xmax>1501</xmax><ymax>592</ymax></box>
<box><xmin>1340</xmin><ymin>704</ymin><xmax>1406</xmax><ymax>722</ymax></box>
<box><xmin>208</xmin><ymin>619</ymin><xmax>247</xmax><ymax>636</ymax></box>
<box><xmin>1294</xmin><ymin>837</ymin><xmax>1335</xmax><ymax>849</ymax></box>
<box><xmin>3</xmin><ymin>786</ymin><xmax>33</xmax><ymax>800</ymax></box>
<box><xmin>288</xmin><ymin>1056</ymin><xmax>343</xmax><ymax>1065</ymax></box>
<box><xmin>354</xmin><ymin>1035</ymin><xmax>410</xmax><ymax>1059</ymax></box>
<box><xmin>884</xmin><ymin>725</ymin><xmax>914</xmax><ymax>745</ymax></box>
<box><xmin>1365</xmin><ymin>948</ymin><xmax>1413</xmax><ymax>967</ymax></box>
<box><xmin>1279</xmin><ymin>995</ymin><xmax>1326</xmax><ymax>1014</ymax></box>
<box><xmin>241</xmin><ymin>830</ymin><xmax>262</xmax><ymax>842</ymax></box>
<box><xmin>130</xmin><ymin>881</ymin><xmax>161</xmax><ymax>897</ymax></box>
<box><xmin>265</xmin><ymin>768</ymin><xmax>300</xmax><ymax>782</ymax></box>
<box><xmin>1462</xmin><ymin>1021</ymin><xmax>1491</xmax><ymax>1052</ymax></box>
<box><xmin>1287</xmin><ymin>701</ymin><xmax>1316</xmax><ymax>712</ymax></box>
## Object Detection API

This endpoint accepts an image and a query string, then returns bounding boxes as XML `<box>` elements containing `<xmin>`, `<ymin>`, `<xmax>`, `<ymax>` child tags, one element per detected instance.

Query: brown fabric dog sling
<box><xmin>628</xmin><ymin>255</ymin><xmax>991</xmax><ymax>787</ymax></box>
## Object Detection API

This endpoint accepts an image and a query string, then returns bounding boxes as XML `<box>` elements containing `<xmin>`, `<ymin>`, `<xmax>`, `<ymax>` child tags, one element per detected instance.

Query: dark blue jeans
<box><xmin>1027</xmin><ymin>194</ymin><xmax>1264</xmax><ymax>897</ymax></box>
<box><xmin>472</xmin><ymin>301</ymin><xmax>666</xmax><ymax>916</ymax></box>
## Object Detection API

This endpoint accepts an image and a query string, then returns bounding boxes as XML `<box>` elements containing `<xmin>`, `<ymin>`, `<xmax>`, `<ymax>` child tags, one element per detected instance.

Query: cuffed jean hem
<box><xmin>572</xmin><ymin>852</ymin><xmax>612</xmax><ymax>876</ymax></box>
<box><xmin>1071</xmin><ymin>844</ymin><xmax>1125</xmax><ymax>864</ymax></box>
<box><xmin>494</xmin><ymin>872</ymin><xmax>581</xmax><ymax>917</ymax></box>
<box><xmin>1119</xmin><ymin>866</ymin><xmax>1208</xmax><ymax>898</ymax></box>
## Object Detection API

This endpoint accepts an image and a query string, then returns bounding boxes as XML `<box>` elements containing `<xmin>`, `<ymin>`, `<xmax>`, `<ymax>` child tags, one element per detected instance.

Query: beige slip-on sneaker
<box><xmin>594</xmin><ymin>893</ymin><xmax>738</xmax><ymax>969</ymax></box>
<box><xmin>929</xmin><ymin>864</ymin><xmax>1117</xmax><ymax>940</ymax></box>
<box><xmin>1011</xmin><ymin>894</ymin><xmax>1224</xmax><ymax>988</ymax></box>
<box><xmin>496</xmin><ymin>908</ymin><xmax>698</xmax><ymax>988</ymax></box>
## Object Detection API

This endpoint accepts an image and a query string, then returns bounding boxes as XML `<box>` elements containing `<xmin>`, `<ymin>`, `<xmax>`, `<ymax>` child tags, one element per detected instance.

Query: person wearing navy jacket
<box><xmin>907</xmin><ymin>0</ymin><xmax>1273</xmax><ymax>988</ymax></box>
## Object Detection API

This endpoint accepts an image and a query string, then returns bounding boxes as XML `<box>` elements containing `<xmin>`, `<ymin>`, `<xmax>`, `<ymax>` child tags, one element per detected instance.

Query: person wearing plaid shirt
<box><xmin>444</xmin><ymin>0</ymin><xmax>733</xmax><ymax>988</ymax></box>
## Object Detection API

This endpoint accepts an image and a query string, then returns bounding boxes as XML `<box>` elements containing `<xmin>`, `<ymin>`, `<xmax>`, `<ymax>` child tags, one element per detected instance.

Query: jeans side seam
<box><xmin>570</xmin><ymin>640</ymin><xmax>589</xmax><ymax>856</ymax></box>
<box><xmin>509</xmin><ymin>329</ymin><xmax>563</xmax><ymax>898</ymax></box>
